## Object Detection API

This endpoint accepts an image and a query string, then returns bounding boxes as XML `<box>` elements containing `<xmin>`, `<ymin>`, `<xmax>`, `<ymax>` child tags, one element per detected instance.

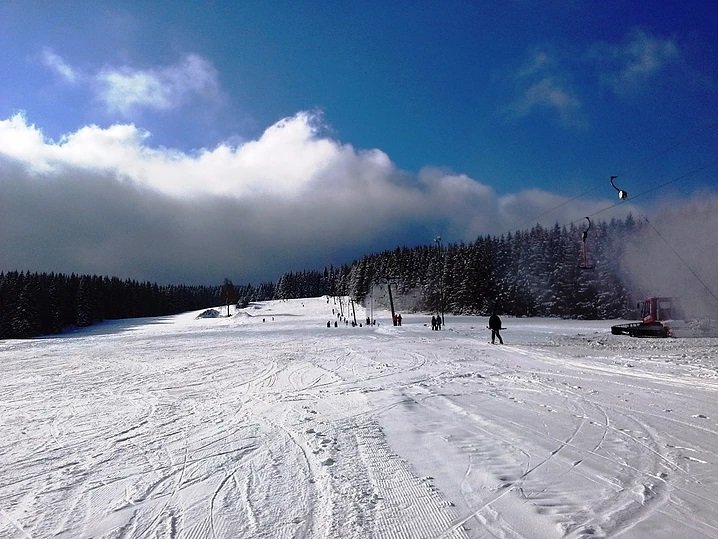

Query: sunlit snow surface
<box><xmin>2</xmin><ymin>297</ymin><xmax>717</xmax><ymax>538</ymax></box>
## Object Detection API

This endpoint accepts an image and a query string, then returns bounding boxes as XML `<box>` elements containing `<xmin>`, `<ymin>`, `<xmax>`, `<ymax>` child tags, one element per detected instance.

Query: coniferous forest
<box><xmin>0</xmin><ymin>273</ymin><xmax>275</xmax><ymax>339</ymax></box>
<box><xmin>275</xmin><ymin>215</ymin><xmax>640</xmax><ymax>320</ymax></box>
<box><xmin>1</xmin><ymin>215</ymin><xmax>640</xmax><ymax>339</ymax></box>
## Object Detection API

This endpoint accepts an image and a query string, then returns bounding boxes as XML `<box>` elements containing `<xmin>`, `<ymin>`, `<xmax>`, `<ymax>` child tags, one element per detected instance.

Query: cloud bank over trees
<box><xmin>1</xmin><ymin>112</ymin><xmax>634</xmax><ymax>284</ymax></box>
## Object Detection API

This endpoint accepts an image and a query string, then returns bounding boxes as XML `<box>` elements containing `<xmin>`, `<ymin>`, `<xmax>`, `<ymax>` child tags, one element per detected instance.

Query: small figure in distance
<box><xmin>488</xmin><ymin>312</ymin><xmax>504</xmax><ymax>344</ymax></box>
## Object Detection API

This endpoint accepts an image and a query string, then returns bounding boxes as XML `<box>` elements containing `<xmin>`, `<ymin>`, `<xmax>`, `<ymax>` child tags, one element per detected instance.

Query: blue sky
<box><xmin>1</xmin><ymin>1</ymin><xmax>717</xmax><ymax>284</ymax></box>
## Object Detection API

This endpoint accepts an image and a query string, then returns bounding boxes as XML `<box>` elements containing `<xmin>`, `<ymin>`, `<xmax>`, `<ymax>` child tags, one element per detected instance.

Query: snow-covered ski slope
<box><xmin>2</xmin><ymin>297</ymin><xmax>717</xmax><ymax>538</ymax></box>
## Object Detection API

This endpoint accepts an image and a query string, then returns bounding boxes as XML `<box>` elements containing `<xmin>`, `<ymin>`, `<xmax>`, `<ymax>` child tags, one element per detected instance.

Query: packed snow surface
<box><xmin>2</xmin><ymin>297</ymin><xmax>717</xmax><ymax>538</ymax></box>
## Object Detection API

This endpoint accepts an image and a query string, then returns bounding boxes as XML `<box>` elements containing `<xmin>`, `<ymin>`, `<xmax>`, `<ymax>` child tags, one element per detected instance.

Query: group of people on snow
<box><xmin>325</xmin><ymin>304</ymin><xmax>504</xmax><ymax>343</ymax></box>
<box><xmin>430</xmin><ymin>315</ymin><xmax>442</xmax><ymax>330</ymax></box>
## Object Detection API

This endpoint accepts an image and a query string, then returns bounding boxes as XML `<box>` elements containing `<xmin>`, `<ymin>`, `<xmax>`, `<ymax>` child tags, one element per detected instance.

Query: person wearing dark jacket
<box><xmin>488</xmin><ymin>313</ymin><xmax>504</xmax><ymax>344</ymax></box>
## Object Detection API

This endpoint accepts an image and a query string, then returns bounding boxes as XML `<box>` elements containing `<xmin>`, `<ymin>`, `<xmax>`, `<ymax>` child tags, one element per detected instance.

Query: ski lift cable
<box><xmin>640</xmin><ymin>215</ymin><xmax>718</xmax><ymax>308</ymax></box>
<box><xmin>551</xmin><ymin>160</ymin><xmax>718</xmax><ymax>275</ymax></box>
<box><xmin>616</xmin><ymin>120</ymin><xmax>718</xmax><ymax>179</ymax></box>
<box><xmin>618</xmin><ymin>158</ymin><xmax>718</xmax><ymax>204</ymax></box>
<box><xmin>506</xmin><ymin>121</ymin><xmax>718</xmax><ymax>235</ymax></box>
<box><xmin>482</xmin><ymin>128</ymin><xmax>718</xmax><ymax>299</ymax></box>
<box><xmin>514</xmin><ymin>158</ymin><xmax>718</xmax><ymax>236</ymax></box>
<box><xmin>501</xmin><ymin>157</ymin><xmax>718</xmax><ymax>257</ymax></box>
<box><xmin>578</xmin><ymin>159</ymin><xmax>718</xmax><ymax>307</ymax></box>
<box><xmin>513</xmin><ymin>185</ymin><xmax>603</xmax><ymax>232</ymax></box>
<box><xmin>583</xmin><ymin>158</ymin><xmax>718</xmax><ymax>223</ymax></box>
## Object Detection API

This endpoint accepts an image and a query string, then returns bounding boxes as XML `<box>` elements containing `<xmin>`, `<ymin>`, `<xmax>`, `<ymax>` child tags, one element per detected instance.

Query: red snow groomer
<box><xmin>611</xmin><ymin>297</ymin><xmax>680</xmax><ymax>338</ymax></box>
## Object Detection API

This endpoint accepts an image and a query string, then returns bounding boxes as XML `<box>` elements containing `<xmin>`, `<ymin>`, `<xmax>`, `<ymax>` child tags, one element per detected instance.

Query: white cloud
<box><xmin>41</xmin><ymin>47</ymin><xmax>79</xmax><ymax>83</ymax></box>
<box><xmin>516</xmin><ymin>50</ymin><xmax>556</xmax><ymax>79</ymax></box>
<box><xmin>0</xmin><ymin>113</ymin><xmax>51</xmax><ymax>169</ymax></box>
<box><xmin>96</xmin><ymin>69</ymin><xmax>173</xmax><ymax>113</ymax></box>
<box><xmin>510</xmin><ymin>77</ymin><xmax>585</xmax><ymax>128</ymax></box>
<box><xmin>506</xmin><ymin>50</ymin><xmax>586</xmax><ymax>128</ymax></box>
<box><xmin>506</xmin><ymin>29</ymin><xmax>681</xmax><ymax>125</ymax></box>
<box><xmin>0</xmin><ymin>112</ymin><xmax>635</xmax><ymax>283</ymax></box>
<box><xmin>39</xmin><ymin>50</ymin><xmax>221</xmax><ymax>116</ymax></box>
<box><xmin>95</xmin><ymin>53</ymin><xmax>221</xmax><ymax>115</ymax></box>
<box><xmin>591</xmin><ymin>28</ymin><xmax>680</xmax><ymax>95</ymax></box>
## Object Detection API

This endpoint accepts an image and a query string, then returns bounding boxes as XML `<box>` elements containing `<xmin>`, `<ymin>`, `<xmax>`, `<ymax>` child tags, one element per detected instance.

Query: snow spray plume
<box><xmin>621</xmin><ymin>195</ymin><xmax>718</xmax><ymax>318</ymax></box>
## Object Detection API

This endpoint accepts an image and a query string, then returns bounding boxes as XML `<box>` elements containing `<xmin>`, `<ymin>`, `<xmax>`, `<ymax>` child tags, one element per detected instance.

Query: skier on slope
<box><xmin>488</xmin><ymin>312</ymin><xmax>504</xmax><ymax>345</ymax></box>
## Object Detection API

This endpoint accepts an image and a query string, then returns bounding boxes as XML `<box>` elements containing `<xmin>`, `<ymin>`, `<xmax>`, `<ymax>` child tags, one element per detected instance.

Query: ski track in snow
<box><xmin>1</xmin><ymin>298</ymin><xmax>717</xmax><ymax>538</ymax></box>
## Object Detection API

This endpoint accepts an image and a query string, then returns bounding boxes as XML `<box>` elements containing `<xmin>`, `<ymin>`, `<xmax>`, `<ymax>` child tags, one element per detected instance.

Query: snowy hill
<box><xmin>1</xmin><ymin>296</ymin><xmax>717</xmax><ymax>538</ymax></box>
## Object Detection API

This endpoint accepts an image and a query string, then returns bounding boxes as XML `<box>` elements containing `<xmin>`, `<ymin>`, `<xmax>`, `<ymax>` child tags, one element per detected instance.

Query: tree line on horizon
<box><xmin>275</xmin><ymin>214</ymin><xmax>641</xmax><ymax>320</ymax></box>
<box><xmin>0</xmin><ymin>272</ymin><xmax>276</xmax><ymax>339</ymax></box>
<box><xmin>1</xmin><ymin>214</ymin><xmax>640</xmax><ymax>339</ymax></box>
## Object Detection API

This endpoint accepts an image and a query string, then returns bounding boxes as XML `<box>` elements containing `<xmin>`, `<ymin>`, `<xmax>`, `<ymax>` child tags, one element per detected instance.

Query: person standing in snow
<box><xmin>489</xmin><ymin>312</ymin><xmax>503</xmax><ymax>344</ymax></box>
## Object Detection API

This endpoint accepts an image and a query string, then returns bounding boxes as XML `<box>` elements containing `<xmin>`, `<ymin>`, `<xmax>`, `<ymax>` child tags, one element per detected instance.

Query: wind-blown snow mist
<box><xmin>621</xmin><ymin>195</ymin><xmax>718</xmax><ymax>318</ymax></box>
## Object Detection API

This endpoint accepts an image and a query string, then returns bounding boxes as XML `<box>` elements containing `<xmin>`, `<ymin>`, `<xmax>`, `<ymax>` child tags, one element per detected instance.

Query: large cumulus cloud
<box><xmin>0</xmin><ymin>112</ymin><xmax>633</xmax><ymax>284</ymax></box>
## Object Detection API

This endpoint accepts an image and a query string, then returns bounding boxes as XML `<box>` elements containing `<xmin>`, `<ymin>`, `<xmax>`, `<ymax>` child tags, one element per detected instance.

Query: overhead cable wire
<box><xmin>506</xmin><ymin>121</ymin><xmax>718</xmax><ymax>234</ymax></box>
<box><xmin>581</xmin><ymin>159</ymin><xmax>718</xmax><ymax>308</ymax></box>
<box><xmin>617</xmin><ymin>120</ymin><xmax>718</xmax><ymax>179</ymax></box>
<box><xmin>512</xmin><ymin>185</ymin><xmax>603</xmax><ymax>232</ymax></box>
<box><xmin>584</xmin><ymin>158</ymin><xmax>718</xmax><ymax>222</ymax></box>
<box><xmin>642</xmin><ymin>216</ymin><xmax>718</xmax><ymax>308</ymax></box>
